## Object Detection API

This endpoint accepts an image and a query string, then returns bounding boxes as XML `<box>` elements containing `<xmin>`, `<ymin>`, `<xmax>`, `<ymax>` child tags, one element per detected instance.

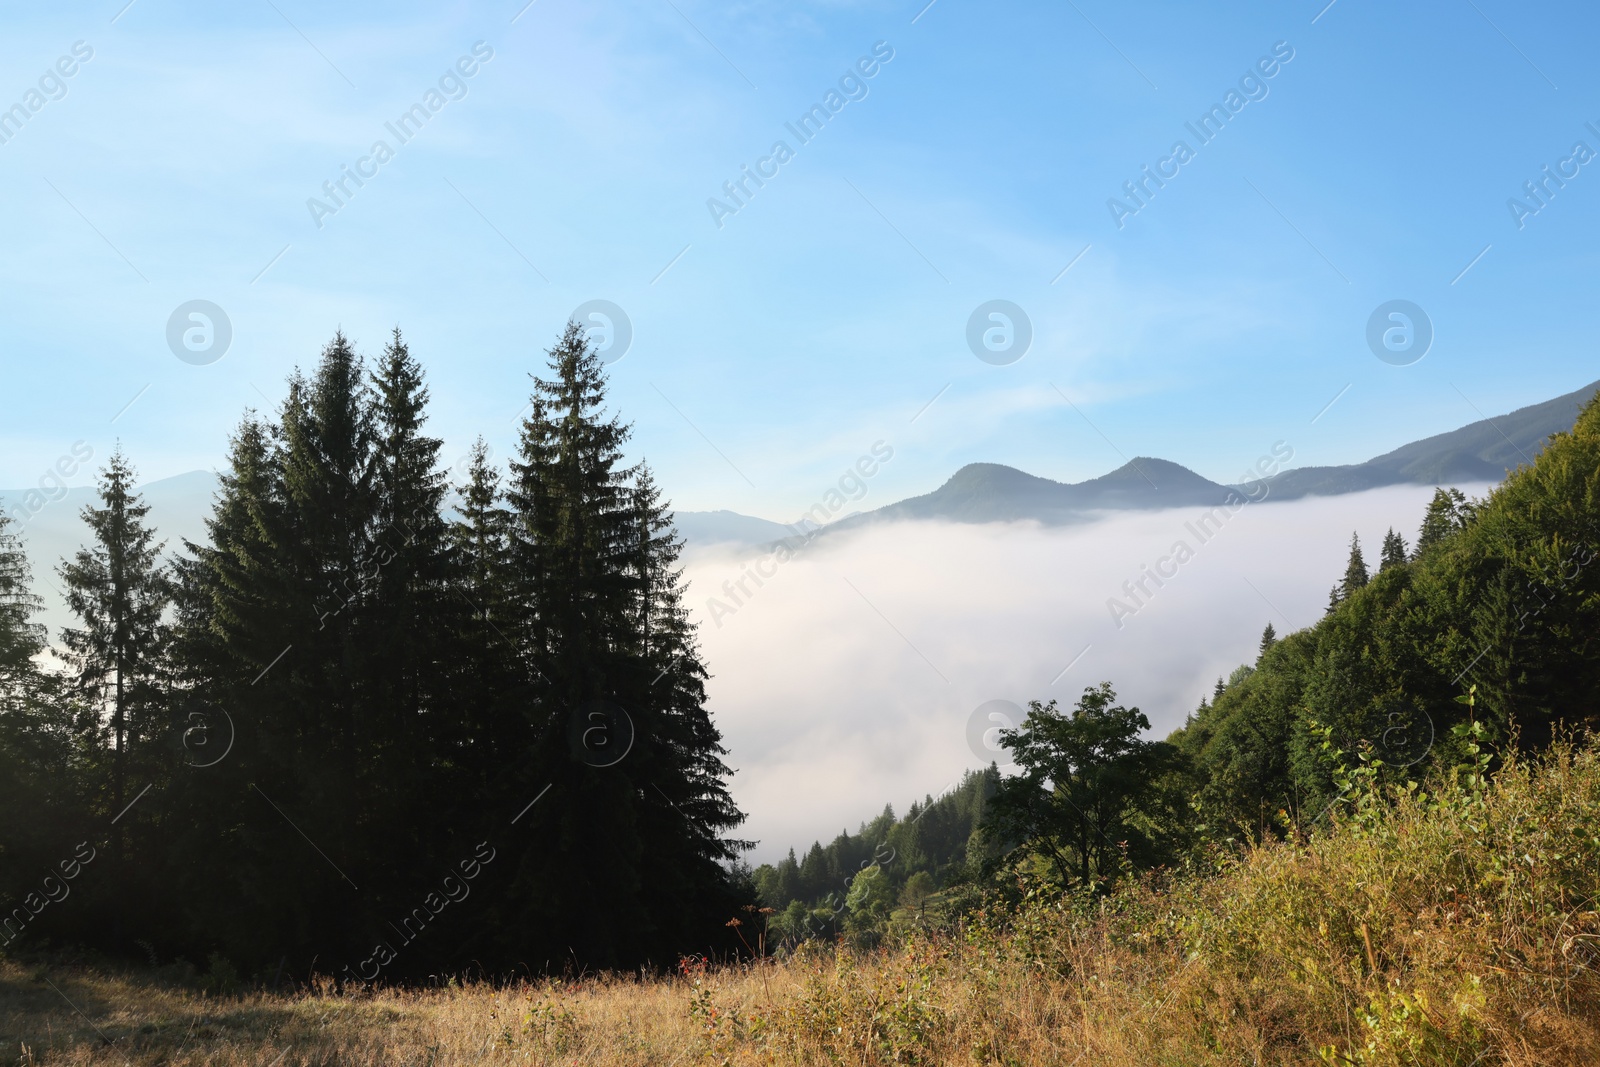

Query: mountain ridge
<box><xmin>805</xmin><ymin>376</ymin><xmax>1600</xmax><ymax>538</ymax></box>
<box><xmin>7</xmin><ymin>380</ymin><xmax>1596</xmax><ymax>552</ymax></box>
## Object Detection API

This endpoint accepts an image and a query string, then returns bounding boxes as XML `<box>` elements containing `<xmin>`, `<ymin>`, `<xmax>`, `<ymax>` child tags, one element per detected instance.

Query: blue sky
<box><xmin>2</xmin><ymin>0</ymin><xmax>1595</xmax><ymax>520</ymax></box>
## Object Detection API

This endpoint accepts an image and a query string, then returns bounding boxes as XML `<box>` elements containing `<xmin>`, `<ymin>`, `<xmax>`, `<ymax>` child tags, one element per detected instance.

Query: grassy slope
<box><xmin>4</xmin><ymin>737</ymin><xmax>1599</xmax><ymax>1066</ymax></box>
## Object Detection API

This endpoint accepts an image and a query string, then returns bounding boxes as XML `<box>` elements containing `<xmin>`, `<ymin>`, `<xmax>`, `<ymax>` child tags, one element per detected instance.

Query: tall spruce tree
<box><xmin>367</xmin><ymin>329</ymin><xmax>452</xmax><ymax>826</ymax></box>
<box><xmin>443</xmin><ymin>437</ymin><xmax>517</xmax><ymax>782</ymax></box>
<box><xmin>0</xmin><ymin>511</ymin><xmax>44</xmax><ymax>697</ymax></box>
<box><xmin>1414</xmin><ymin>487</ymin><xmax>1467</xmax><ymax>558</ymax></box>
<box><xmin>1257</xmin><ymin>622</ymin><xmax>1277</xmax><ymax>661</ymax></box>
<box><xmin>450</xmin><ymin>438</ymin><xmax>509</xmax><ymax>615</ymax></box>
<box><xmin>58</xmin><ymin>448</ymin><xmax>169</xmax><ymax>856</ymax></box>
<box><xmin>172</xmin><ymin>333</ymin><xmax>433</xmax><ymax>966</ymax></box>
<box><xmin>0</xmin><ymin>502</ymin><xmax>100</xmax><ymax>946</ymax></box>
<box><xmin>1326</xmin><ymin>533</ymin><xmax>1371</xmax><ymax>611</ymax></box>
<box><xmin>1339</xmin><ymin>532</ymin><xmax>1369</xmax><ymax>599</ymax></box>
<box><xmin>1379</xmin><ymin>527</ymin><xmax>1408</xmax><ymax>571</ymax></box>
<box><xmin>490</xmin><ymin>322</ymin><xmax>745</xmax><ymax>968</ymax></box>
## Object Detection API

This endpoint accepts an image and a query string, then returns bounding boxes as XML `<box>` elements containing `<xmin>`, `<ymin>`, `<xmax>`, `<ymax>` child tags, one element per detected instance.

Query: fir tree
<box><xmin>444</xmin><ymin>437</ymin><xmax>518</xmax><ymax>780</ymax></box>
<box><xmin>367</xmin><ymin>328</ymin><xmax>451</xmax><ymax>807</ymax></box>
<box><xmin>1379</xmin><ymin>527</ymin><xmax>1408</xmax><ymax>571</ymax></box>
<box><xmin>495</xmin><ymin>322</ymin><xmax>745</xmax><ymax>967</ymax></box>
<box><xmin>1414</xmin><ymin>487</ymin><xmax>1467</xmax><ymax>558</ymax></box>
<box><xmin>1339</xmin><ymin>532</ymin><xmax>1369</xmax><ymax>599</ymax></box>
<box><xmin>0</xmin><ymin>511</ymin><xmax>44</xmax><ymax>697</ymax></box>
<box><xmin>0</xmin><ymin>509</ymin><xmax>95</xmax><ymax>944</ymax></box>
<box><xmin>174</xmin><ymin>335</ymin><xmax>407</xmax><ymax>964</ymax></box>
<box><xmin>450</xmin><ymin>438</ymin><xmax>509</xmax><ymax>614</ymax></box>
<box><xmin>1258</xmin><ymin>622</ymin><xmax>1277</xmax><ymax>661</ymax></box>
<box><xmin>58</xmin><ymin>448</ymin><xmax>170</xmax><ymax>853</ymax></box>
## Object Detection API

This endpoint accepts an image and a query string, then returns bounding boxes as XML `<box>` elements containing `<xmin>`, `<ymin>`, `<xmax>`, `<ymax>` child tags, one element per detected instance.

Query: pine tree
<box><xmin>1258</xmin><ymin>622</ymin><xmax>1277</xmax><ymax>661</ymax></box>
<box><xmin>450</xmin><ymin>438</ymin><xmax>509</xmax><ymax>614</ymax></box>
<box><xmin>173</xmin><ymin>335</ymin><xmax>406</xmax><ymax>965</ymax></box>
<box><xmin>629</xmin><ymin>461</ymin><xmax>749</xmax><ymax>929</ymax></box>
<box><xmin>1340</xmin><ymin>532</ymin><xmax>1369</xmax><ymax>599</ymax></box>
<box><xmin>494</xmin><ymin>322</ymin><xmax>745</xmax><ymax>967</ymax></box>
<box><xmin>367</xmin><ymin>328</ymin><xmax>451</xmax><ymax>807</ymax></box>
<box><xmin>0</xmin><ymin>504</ymin><xmax>97</xmax><ymax>943</ymax></box>
<box><xmin>444</xmin><ymin>437</ymin><xmax>517</xmax><ymax>780</ymax></box>
<box><xmin>58</xmin><ymin>448</ymin><xmax>170</xmax><ymax>854</ymax></box>
<box><xmin>0</xmin><ymin>511</ymin><xmax>44</xmax><ymax>698</ymax></box>
<box><xmin>1414</xmin><ymin>487</ymin><xmax>1467</xmax><ymax>558</ymax></box>
<box><xmin>1379</xmin><ymin>527</ymin><xmax>1408</xmax><ymax>571</ymax></box>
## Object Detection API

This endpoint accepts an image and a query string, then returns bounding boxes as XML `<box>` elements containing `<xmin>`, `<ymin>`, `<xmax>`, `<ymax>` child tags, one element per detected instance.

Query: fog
<box><xmin>684</xmin><ymin>483</ymin><xmax>1495</xmax><ymax>864</ymax></box>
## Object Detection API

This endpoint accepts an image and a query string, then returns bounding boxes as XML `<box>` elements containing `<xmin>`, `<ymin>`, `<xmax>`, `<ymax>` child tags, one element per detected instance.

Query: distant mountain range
<box><xmin>831</xmin><ymin>456</ymin><xmax>1236</xmax><ymax>530</ymax></box>
<box><xmin>685</xmin><ymin>376</ymin><xmax>1600</xmax><ymax>545</ymax></box>
<box><xmin>6</xmin><ymin>381</ymin><xmax>1597</xmax><ymax>563</ymax></box>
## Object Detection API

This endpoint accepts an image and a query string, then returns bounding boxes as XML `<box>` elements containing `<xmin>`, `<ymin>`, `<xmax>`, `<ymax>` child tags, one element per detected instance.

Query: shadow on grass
<box><xmin>0</xmin><ymin>961</ymin><xmax>406</xmax><ymax>1064</ymax></box>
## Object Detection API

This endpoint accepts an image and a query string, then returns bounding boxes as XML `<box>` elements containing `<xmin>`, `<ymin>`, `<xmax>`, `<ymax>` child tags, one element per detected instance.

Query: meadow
<box><xmin>6</xmin><ymin>734</ymin><xmax>1598</xmax><ymax>1066</ymax></box>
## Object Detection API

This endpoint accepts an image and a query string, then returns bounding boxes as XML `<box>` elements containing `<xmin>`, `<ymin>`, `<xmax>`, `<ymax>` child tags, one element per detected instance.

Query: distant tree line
<box><xmin>0</xmin><ymin>324</ymin><xmax>749</xmax><ymax>980</ymax></box>
<box><xmin>750</xmin><ymin>768</ymin><xmax>998</xmax><ymax>943</ymax></box>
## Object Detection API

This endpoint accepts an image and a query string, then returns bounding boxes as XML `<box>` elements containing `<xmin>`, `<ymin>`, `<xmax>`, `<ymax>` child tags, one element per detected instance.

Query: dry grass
<box><xmin>5</xmin><ymin>739</ymin><xmax>1600</xmax><ymax>1066</ymax></box>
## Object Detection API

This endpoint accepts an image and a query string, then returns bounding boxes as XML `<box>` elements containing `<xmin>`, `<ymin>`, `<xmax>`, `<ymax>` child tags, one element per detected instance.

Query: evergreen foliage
<box><xmin>750</xmin><ymin>768</ymin><xmax>998</xmax><ymax>941</ymax></box>
<box><xmin>1379</xmin><ymin>526</ymin><xmax>1408</xmax><ymax>571</ymax></box>
<box><xmin>1256</xmin><ymin>621</ymin><xmax>1276</xmax><ymax>660</ymax></box>
<box><xmin>1174</xmin><ymin>388</ymin><xmax>1600</xmax><ymax>842</ymax></box>
<box><xmin>57</xmin><ymin>448</ymin><xmax>170</xmax><ymax>861</ymax></box>
<box><xmin>0</xmin><ymin>325</ymin><xmax>747</xmax><ymax>977</ymax></box>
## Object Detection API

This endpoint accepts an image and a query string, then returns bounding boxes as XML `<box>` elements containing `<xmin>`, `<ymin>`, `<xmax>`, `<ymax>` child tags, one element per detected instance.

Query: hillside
<box><xmin>1257</xmin><ymin>377</ymin><xmax>1600</xmax><ymax>499</ymax></box>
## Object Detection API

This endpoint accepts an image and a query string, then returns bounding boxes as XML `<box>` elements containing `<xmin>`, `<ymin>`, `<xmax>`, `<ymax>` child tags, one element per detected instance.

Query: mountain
<box><xmin>832</xmin><ymin>457</ymin><xmax>1233</xmax><ymax>531</ymax></box>
<box><xmin>1252</xmin><ymin>378</ymin><xmax>1600</xmax><ymax>500</ymax></box>
<box><xmin>820</xmin><ymin>378</ymin><xmax>1600</xmax><ymax>530</ymax></box>
<box><xmin>672</xmin><ymin>510</ymin><xmax>797</xmax><ymax>547</ymax></box>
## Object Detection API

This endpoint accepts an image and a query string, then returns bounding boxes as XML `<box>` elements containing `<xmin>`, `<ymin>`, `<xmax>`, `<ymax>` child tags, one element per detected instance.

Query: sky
<box><xmin>1</xmin><ymin>0</ymin><xmax>1596</xmax><ymax>519</ymax></box>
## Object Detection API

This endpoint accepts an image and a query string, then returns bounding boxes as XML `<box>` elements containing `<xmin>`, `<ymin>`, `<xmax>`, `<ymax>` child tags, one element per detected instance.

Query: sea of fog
<box><xmin>682</xmin><ymin>482</ymin><xmax>1496</xmax><ymax>864</ymax></box>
